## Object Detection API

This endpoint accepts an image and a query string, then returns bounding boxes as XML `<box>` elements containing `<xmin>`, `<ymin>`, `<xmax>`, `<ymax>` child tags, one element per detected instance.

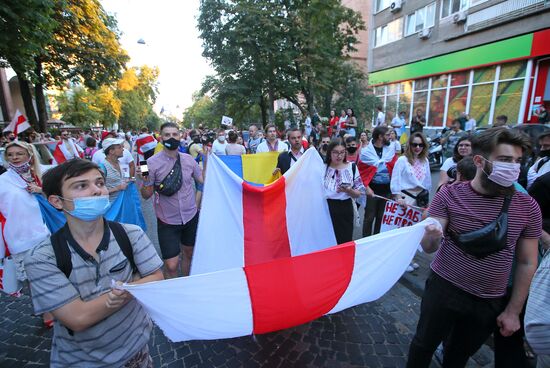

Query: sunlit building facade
<box><xmin>368</xmin><ymin>0</ymin><xmax>550</xmax><ymax>128</ymax></box>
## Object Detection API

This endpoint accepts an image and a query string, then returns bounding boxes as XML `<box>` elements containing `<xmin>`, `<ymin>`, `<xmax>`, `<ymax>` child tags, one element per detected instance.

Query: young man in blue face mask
<box><xmin>407</xmin><ymin>127</ymin><xmax>541</xmax><ymax>367</ymax></box>
<box><xmin>24</xmin><ymin>159</ymin><xmax>164</xmax><ymax>367</ymax></box>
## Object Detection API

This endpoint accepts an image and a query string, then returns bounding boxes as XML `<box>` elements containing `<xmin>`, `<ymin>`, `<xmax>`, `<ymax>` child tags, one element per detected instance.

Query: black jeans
<box><xmin>493</xmin><ymin>287</ymin><xmax>529</xmax><ymax>368</ymax></box>
<box><xmin>407</xmin><ymin>272</ymin><xmax>506</xmax><ymax>368</ymax></box>
<box><xmin>362</xmin><ymin>183</ymin><xmax>390</xmax><ymax>237</ymax></box>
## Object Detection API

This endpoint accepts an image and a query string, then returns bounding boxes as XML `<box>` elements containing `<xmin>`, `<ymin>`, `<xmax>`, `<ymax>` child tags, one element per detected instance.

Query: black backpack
<box><xmin>51</xmin><ymin>221</ymin><xmax>137</xmax><ymax>279</ymax></box>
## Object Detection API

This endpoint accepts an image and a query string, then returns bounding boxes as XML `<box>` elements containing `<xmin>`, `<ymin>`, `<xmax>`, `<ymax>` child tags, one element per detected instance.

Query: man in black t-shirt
<box><xmin>410</xmin><ymin>108</ymin><xmax>425</xmax><ymax>133</ymax></box>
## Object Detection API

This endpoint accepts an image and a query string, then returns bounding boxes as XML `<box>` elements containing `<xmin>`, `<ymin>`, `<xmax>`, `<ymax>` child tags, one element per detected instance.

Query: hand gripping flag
<box><xmin>124</xmin><ymin>218</ymin><xmax>436</xmax><ymax>342</ymax></box>
<box><xmin>190</xmin><ymin>149</ymin><xmax>337</xmax><ymax>275</ymax></box>
<box><xmin>3</xmin><ymin>110</ymin><xmax>31</xmax><ymax>135</ymax></box>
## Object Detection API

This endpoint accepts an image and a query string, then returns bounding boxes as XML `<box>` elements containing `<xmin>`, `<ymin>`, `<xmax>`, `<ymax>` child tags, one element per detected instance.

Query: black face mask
<box><xmin>346</xmin><ymin>146</ymin><xmax>357</xmax><ymax>154</ymax></box>
<box><xmin>540</xmin><ymin>150</ymin><xmax>550</xmax><ymax>158</ymax></box>
<box><xmin>163</xmin><ymin>137</ymin><xmax>180</xmax><ymax>150</ymax></box>
<box><xmin>8</xmin><ymin>136</ymin><xmax>16</xmax><ymax>141</ymax></box>
<box><xmin>321</xmin><ymin>143</ymin><xmax>328</xmax><ymax>151</ymax></box>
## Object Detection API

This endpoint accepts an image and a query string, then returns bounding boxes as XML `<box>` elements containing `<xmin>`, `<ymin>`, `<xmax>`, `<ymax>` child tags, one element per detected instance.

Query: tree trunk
<box><xmin>34</xmin><ymin>59</ymin><xmax>48</xmax><ymax>133</ymax></box>
<box><xmin>323</xmin><ymin>92</ymin><xmax>332</xmax><ymax>117</ymax></box>
<box><xmin>267</xmin><ymin>87</ymin><xmax>275</xmax><ymax>124</ymax></box>
<box><xmin>259</xmin><ymin>95</ymin><xmax>267</xmax><ymax>128</ymax></box>
<box><xmin>15</xmin><ymin>72</ymin><xmax>39</xmax><ymax>131</ymax></box>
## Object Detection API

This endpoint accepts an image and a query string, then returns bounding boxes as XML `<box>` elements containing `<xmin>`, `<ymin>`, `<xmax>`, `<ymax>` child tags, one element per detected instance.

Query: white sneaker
<box><xmin>406</xmin><ymin>265</ymin><xmax>414</xmax><ymax>272</ymax></box>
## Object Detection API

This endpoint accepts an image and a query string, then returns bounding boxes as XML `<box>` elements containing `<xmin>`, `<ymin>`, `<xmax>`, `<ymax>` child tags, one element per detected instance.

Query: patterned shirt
<box><xmin>147</xmin><ymin>150</ymin><xmax>202</xmax><ymax>225</ymax></box>
<box><xmin>323</xmin><ymin>163</ymin><xmax>365</xmax><ymax>200</ymax></box>
<box><xmin>430</xmin><ymin>182</ymin><xmax>542</xmax><ymax>298</ymax></box>
<box><xmin>25</xmin><ymin>222</ymin><xmax>163</xmax><ymax>367</ymax></box>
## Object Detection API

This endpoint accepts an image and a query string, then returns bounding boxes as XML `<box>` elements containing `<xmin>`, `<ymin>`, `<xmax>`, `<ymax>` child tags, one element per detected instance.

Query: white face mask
<box><xmin>482</xmin><ymin>157</ymin><xmax>520</xmax><ymax>187</ymax></box>
<box><xmin>218</xmin><ymin>136</ymin><xmax>226</xmax><ymax>142</ymax></box>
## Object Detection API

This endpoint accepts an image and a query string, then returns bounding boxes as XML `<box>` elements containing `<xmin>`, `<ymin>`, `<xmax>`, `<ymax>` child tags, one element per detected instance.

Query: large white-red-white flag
<box><xmin>3</xmin><ymin>110</ymin><xmax>31</xmax><ymax>135</ymax></box>
<box><xmin>190</xmin><ymin>149</ymin><xmax>337</xmax><ymax>275</ymax></box>
<box><xmin>124</xmin><ymin>218</ymin><xmax>434</xmax><ymax>342</ymax></box>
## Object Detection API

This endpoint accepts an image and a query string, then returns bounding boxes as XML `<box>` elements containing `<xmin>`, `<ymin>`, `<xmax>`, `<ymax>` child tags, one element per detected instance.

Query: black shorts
<box><xmin>157</xmin><ymin>212</ymin><xmax>199</xmax><ymax>259</ymax></box>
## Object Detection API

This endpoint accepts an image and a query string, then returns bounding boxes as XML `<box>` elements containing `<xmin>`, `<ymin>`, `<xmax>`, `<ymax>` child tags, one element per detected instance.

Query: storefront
<box><xmin>368</xmin><ymin>28</ymin><xmax>550</xmax><ymax>128</ymax></box>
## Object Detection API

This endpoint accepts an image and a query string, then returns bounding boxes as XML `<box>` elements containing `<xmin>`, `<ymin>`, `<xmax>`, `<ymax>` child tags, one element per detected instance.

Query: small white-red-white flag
<box><xmin>3</xmin><ymin>110</ymin><xmax>31</xmax><ymax>135</ymax></box>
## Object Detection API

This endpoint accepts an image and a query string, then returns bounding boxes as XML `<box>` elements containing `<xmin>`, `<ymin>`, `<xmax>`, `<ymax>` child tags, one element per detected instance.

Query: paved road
<box><xmin>0</xmin><ymin>176</ymin><xmax>500</xmax><ymax>367</ymax></box>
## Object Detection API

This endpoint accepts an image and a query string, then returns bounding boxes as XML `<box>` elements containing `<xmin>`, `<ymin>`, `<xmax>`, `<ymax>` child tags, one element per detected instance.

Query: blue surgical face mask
<box><xmin>59</xmin><ymin>195</ymin><xmax>111</xmax><ymax>221</ymax></box>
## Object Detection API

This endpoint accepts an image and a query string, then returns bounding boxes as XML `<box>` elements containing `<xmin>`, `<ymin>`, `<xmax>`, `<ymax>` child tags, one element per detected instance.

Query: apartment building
<box><xmin>368</xmin><ymin>0</ymin><xmax>550</xmax><ymax>128</ymax></box>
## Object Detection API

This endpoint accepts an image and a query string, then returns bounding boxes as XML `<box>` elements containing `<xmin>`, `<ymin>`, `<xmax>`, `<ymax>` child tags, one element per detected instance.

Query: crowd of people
<box><xmin>1</xmin><ymin>107</ymin><xmax>550</xmax><ymax>367</ymax></box>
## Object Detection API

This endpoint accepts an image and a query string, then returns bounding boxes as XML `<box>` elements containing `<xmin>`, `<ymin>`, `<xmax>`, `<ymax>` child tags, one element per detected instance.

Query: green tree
<box><xmin>198</xmin><ymin>0</ymin><xmax>365</xmax><ymax>124</ymax></box>
<box><xmin>56</xmin><ymin>86</ymin><xmax>100</xmax><ymax>128</ymax></box>
<box><xmin>117</xmin><ymin>66</ymin><xmax>161</xmax><ymax>131</ymax></box>
<box><xmin>0</xmin><ymin>0</ymin><xmax>57</xmax><ymax>129</ymax></box>
<box><xmin>1</xmin><ymin>0</ymin><xmax>128</xmax><ymax>132</ymax></box>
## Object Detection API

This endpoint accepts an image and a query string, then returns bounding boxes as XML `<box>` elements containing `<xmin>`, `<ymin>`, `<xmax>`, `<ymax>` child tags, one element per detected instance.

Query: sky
<box><xmin>100</xmin><ymin>0</ymin><xmax>213</xmax><ymax>115</ymax></box>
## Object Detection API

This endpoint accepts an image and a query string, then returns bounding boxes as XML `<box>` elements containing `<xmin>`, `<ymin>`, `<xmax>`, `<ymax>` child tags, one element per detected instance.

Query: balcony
<box><xmin>466</xmin><ymin>0</ymin><xmax>550</xmax><ymax>32</ymax></box>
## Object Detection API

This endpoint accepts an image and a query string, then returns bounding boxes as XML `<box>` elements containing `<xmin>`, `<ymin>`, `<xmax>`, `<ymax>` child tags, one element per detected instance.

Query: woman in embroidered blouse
<box><xmin>324</xmin><ymin>141</ymin><xmax>365</xmax><ymax>244</ymax></box>
<box><xmin>390</xmin><ymin>132</ymin><xmax>431</xmax><ymax>207</ymax></box>
<box><xmin>390</xmin><ymin>133</ymin><xmax>431</xmax><ymax>272</ymax></box>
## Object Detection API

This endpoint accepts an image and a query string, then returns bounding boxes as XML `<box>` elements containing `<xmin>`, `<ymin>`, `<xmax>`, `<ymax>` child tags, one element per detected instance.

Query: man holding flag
<box><xmin>359</xmin><ymin>126</ymin><xmax>397</xmax><ymax>236</ymax></box>
<box><xmin>53</xmin><ymin>130</ymin><xmax>84</xmax><ymax>163</ymax></box>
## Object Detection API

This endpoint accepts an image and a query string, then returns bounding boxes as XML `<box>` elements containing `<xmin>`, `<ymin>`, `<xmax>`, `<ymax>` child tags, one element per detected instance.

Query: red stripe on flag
<box><xmin>245</xmin><ymin>242</ymin><xmax>356</xmax><ymax>334</ymax></box>
<box><xmin>242</xmin><ymin>178</ymin><xmax>291</xmax><ymax>266</ymax></box>
<box><xmin>357</xmin><ymin>160</ymin><xmax>377</xmax><ymax>187</ymax></box>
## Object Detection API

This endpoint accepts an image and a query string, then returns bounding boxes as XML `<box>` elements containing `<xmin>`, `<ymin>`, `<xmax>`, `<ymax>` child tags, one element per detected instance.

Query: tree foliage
<box><xmin>1</xmin><ymin>0</ymin><xmax>128</xmax><ymax>132</ymax></box>
<box><xmin>0</xmin><ymin>0</ymin><xmax>57</xmax><ymax>77</ymax></box>
<box><xmin>57</xmin><ymin>86</ymin><xmax>100</xmax><ymax>128</ymax></box>
<box><xmin>198</xmin><ymin>0</ymin><xmax>365</xmax><ymax>127</ymax></box>
<box><xmin>182</xmin><ymin>91</ymin><xmax>262</xmax><ymax>129</ymax></box>
<box><xmin>117</xmin><ymin>66</ymin><xmax>161</xmax><ymax>131</ymax></box>
<box><xmin>57</xmin><ymin>65</ymin><xmax>161</xmax><ymax>131</ymax></box>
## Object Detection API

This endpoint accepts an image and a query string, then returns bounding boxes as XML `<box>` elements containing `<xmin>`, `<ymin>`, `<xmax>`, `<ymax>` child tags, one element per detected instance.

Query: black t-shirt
<box><xmin>529</xmin><ymin>171</ymin><xmax>550</xmax><ymax>233</ymax></box>
<box><xmin>410</xmin><ymin>116</ymin><xmax>424</xmax><ymax>133</ymax></box>
<box><xmin>374</xmin><ymin>145</ymin><xmax>383</xmax><ymax>158</ymax></box>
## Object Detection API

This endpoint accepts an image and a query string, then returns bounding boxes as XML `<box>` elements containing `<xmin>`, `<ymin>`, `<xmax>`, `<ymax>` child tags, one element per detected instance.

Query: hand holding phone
<box><xmin>139</xmin><ymin>161</ymin><xmax>149</xmax><ymax>177</ymax></box>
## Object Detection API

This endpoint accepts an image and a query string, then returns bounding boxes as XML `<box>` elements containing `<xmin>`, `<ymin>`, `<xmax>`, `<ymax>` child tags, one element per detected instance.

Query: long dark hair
<box><xmin>452</xmin><ymin>135</ymin><xmax>472</xmax><ymax>163</ymax></box>
<box><xmin>405</xmin><ymin>132</ymin><xmax>429</xmax><ymax>165</ymax></box>
<box><xmin>325</xmin><ymin>139</ymin><xmax>346</xmax><ymax>167</ymax></box>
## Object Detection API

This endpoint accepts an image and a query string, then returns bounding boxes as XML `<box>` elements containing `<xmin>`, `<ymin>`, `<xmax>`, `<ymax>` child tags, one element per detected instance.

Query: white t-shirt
<box><xmin>375</xmin><ymin>111</ymin><xmax>386</xmax><ymax>127</ymax></box>
<box><xmin>390</xmin><ymin>140</ymin><xmax>402</xmax><ymax>154</ymax></box>
<box><xmin>92</xmin><ymin>149</ymin><xmax>134</xmax><ymax>178</ymax></box>
<box><xmin>212</xmin><ymin>139</ymin><xmax>228</xmax><ymax>156</ymax></box>
<box><xmin>256</xmin><ymin>140</ymin><xmax>288</xmax><ymax>153</ymax></box>
<box><xmin>440</xmin><ymin>157</ymin><xmax>457</xmax><ymax>172</ymax></box>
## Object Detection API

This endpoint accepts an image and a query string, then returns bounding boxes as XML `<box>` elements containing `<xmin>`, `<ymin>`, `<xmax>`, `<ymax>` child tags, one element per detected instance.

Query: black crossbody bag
<box><xmin>449</xmin><ymin>196</ymin><xmax>511</xmax><ymax>258</ymax></box>
<box><xmin>155</xmin><ymin>155</ymin><xmax>183</xmax><ymax>196</ymax></box>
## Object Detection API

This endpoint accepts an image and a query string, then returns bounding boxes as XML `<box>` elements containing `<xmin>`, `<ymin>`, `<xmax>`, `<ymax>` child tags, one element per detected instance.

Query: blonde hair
<box><xmin>4</xmin><ymin>141</ymin><xmax>42</xmax><ymax>179</ymax></box>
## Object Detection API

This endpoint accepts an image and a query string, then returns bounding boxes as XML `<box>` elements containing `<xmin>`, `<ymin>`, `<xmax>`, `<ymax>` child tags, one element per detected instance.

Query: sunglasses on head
<box><xmin>411</xmin><ymin>143</ymin><xmax>425</xmax><ymax>148</ymax></box>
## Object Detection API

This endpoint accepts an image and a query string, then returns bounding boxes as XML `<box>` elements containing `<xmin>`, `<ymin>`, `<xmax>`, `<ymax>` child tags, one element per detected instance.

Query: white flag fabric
<box><xmin>125</xmin><ymin>218</ymin><xmax>434</xmax><ymax>342</ymax></box>
<box><xmin>3</xmin><ymin>110</ymin><xmax>30</xmax><ymax>134</ymax></box>
<box><xmin>191</xmin><ymin>149</ymin><xmax>337</xmax><ymax>275</ymax></box>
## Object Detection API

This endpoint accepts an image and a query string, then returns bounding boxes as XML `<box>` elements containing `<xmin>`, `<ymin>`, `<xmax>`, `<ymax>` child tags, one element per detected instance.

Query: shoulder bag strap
<box><xmin>108</xmin><ymin>221</ymin><xmax>137</xmax><ymax>274</ymax></box>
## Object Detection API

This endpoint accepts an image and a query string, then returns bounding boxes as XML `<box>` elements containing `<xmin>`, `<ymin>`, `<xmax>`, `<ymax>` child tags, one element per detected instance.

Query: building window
<box><xmin>371</xmin><ymin>61</ymin><xmax>529</xmax><ymax>128</ymax></box>
<box><xmin>374</xmin><ymin>18</ymin><xmax>404</xmax><ymax>47</ymax></box>
<box><xmin>429</xmin><ymin>89</ymin><xmax>447</xmax><ymax>127</ymax></box>
<box><xmin>375</xmin><ymin>0</ymin><xmax>392</xmax><ymax>13</ymax></box>
<box><xmin>447</xmin><ymin>86</ymin><xmax>468</xmax><ymax>126</ymax></box>
<box><xmin>441</xmin><ymin>0</ymin><xmax>468</xmax><ymax>18</ymax></box>
<box><xmin>405</xmin><ymin>3</ymin><xmax>436</xmax><ymax>36</ymax></box>
<box><xmin>470</xmin><ymin>84</ymin><xmax>493</xmax><ymax>126</ymax></box>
